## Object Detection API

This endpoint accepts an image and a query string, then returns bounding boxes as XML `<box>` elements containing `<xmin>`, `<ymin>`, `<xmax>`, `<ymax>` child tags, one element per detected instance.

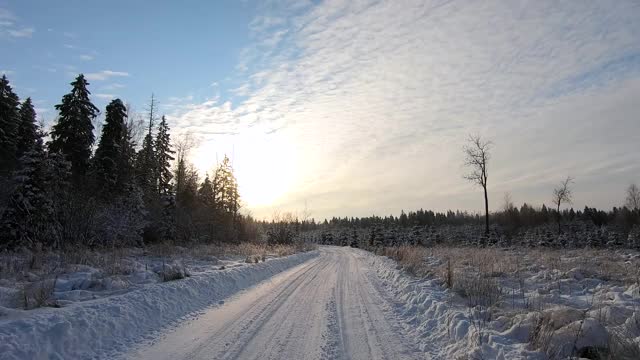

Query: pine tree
<box><xmin>176</xmin><ymin>161</ymin><xmax>199</xmax><ymax>209</ymax></box>
<box><xmin>174</xmin><ymin>151</ymin><xmax>187</xmax><ymax>204</ymax></box>
<box><xmin>0</xmin><ymin>75</ymin><xmax>20</xmax><ymax>174</ymax></box>
<box><xmin>213</xmin><ymin>155</ymin><xmax>240</xmax><ymax>215</ymax></box>
<box><xmin>198</xmin><ymin>174</ymin><xmax>215</xmax><ymax>207</ymax></box>
<box><xmin>16</xmin><ymin>97</ymin><xmax>38</xmax><ymax>161</ymax></box>
<box><xmin>118</xmin><ymin>107</ymin><xmax>138</xmax><ymax>188</ymax></box>
<box><xmin>0</xmin><ymin>126</ymin><xmax>55</xmax><ymax>249</ymax></box>
<box><xmin>135</xmin><ymin>94</ymin><xmax>157</xmax><ymax>196</ymax></box>
<box><xmin>49</xmin><ymin>74</ymin><xmax>99</xmax><ymax>178</ymax></box>
<box><xmin>93</xmin><ymin>98</ymin><xmax>127</xmax><ymax>195</ymax></box>
<box><xmin>136</xmin><ymin>133</ymin><xmax>156</xmax><ymax>194</ymax></box>
<box><xmin>155</xmin><ymin>115</ymin><xmax>174</xmax><ymax>195</ymax></box>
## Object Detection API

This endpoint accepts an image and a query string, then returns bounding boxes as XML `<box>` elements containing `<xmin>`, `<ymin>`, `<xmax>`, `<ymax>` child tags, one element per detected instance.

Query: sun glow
<box><xmin>190</xmin><ymin>131</ymin><xmax>297</xmax><ymax>210</ymax></box>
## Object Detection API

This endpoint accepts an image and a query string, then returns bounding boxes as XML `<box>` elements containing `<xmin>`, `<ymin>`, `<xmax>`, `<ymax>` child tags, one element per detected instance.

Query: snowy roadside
<box><xmin>0</xmin><ymin>249</ymin><xmax>318</xmax><ymax>360</ymax></box>
<box><xmin>360</xmin><ymin>247</ymin><xmax>640</xmax><ymax>359</ymax></box>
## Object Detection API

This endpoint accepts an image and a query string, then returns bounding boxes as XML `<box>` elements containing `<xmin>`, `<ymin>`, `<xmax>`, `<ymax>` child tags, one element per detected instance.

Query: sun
<box><xmin>191</xmin><ymin>131</ymin><xmax>297</xmax><ymax>209</ymax></box>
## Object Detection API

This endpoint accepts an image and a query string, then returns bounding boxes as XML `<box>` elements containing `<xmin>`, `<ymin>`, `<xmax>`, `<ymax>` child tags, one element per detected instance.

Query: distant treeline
<box><xmin>312</xmin><ymin>204</ymin><xmax>640</xmax><ymax>232</ymax></box>
<box><xmin>292</xmin><ymin>205</ymin><xmax>640</xmax><ymax>249</ymax></box>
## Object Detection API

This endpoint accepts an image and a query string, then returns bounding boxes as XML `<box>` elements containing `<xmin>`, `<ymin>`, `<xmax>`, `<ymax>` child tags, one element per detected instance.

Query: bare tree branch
<box><xmin>552</xmin><ymin>176</ymin><xmax>573</xmax><ymax>233</ymax></box>
<box><xmin>552</xmin><ymin>176</ymin><xmax>574</xmax><ymax>211</ymax></box>
<box><xmin>463</xmin><ymin>134</ymin><xmax>492</xmax><ymax>234</ymax></box>
<box><xmin>626</xmin><ymin>183</ymin><xmax>640</xmax><ymax>210</ymax></box>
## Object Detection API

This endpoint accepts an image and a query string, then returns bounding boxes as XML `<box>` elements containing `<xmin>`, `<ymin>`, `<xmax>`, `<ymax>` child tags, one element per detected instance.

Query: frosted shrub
<box><xmin>22</xmin><ymin>277</ymin><xmax>57</xmax><ymax>309</ymax></box>
<box><xmin>93</xmin><ymin>196</ymin><xmax>146</xmax><ymax>248</ymax></box>
<box><xmin>453</xmin><ymin>273</ymin><xmax>502</xmax><ymax>308</ymax></box>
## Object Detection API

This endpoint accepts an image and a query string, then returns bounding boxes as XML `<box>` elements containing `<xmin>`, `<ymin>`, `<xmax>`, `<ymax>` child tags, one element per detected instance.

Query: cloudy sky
<box><xmin>2</xmin><ymin>0</ymin><xmax>640</xmax><ymax>220</ymax></box>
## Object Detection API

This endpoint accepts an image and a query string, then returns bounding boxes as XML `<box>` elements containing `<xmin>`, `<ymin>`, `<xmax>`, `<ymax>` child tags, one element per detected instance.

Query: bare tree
<box><xmin>174</xmin><ymin>132</ymin><xmax>196</xmax><ymax>162</ymax></box>
<box><xmin>626</xmin><ymin>183</ymin><xmax>640</xmax><ymax>210</ymax></box>
<box><xmin>552</xmin><ymin>176</ymin><xmax>573</xmax><ymax>233</ymax></box>
<box><xmin>463</xmin><ymin>134</ymin><xmax>492</xmax><ymax>234</ymax></box>
<box><xmin>145</xmin><ymin>93</ymin><xmax>158</xmax><ymax>138</ymax></box>
<box><xmin>503</xmin><ymin>192</ymin><xmax>515</xmax><ymax>212</ymax></box>
<box><xmin>124</xmin><ymin>103</ymin><xmax>145</xmax><ymax>148</ymax></box>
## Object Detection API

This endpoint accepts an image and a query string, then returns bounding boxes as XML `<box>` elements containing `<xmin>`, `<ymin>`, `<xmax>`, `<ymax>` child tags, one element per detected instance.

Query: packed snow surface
<box><xmin>130</xmin><ymin>246</ymin><xmax>423</xmax><ymax>360</ymax></box>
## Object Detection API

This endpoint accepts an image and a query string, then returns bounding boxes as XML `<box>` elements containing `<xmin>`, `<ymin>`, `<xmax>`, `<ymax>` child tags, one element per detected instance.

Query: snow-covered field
<box><xmin>376</xmin><ymin>246</ymin><xmax>640</xmax><ymax>359</ymax></box>
<box><xmin>0</xmin><ymin>247</ymin><xmax>318</xmax><ymax>359</ymax></box>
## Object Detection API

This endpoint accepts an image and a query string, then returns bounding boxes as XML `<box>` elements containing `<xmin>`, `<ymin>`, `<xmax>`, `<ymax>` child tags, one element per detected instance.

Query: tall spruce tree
<box><xmin>0</xmin><ymin>124</ymin><xmax>55</xmax><ymax>249</ymax></box>
<box><xmin>0</xmin><ymin>75</ymin><xmax>20</xmax><ymax>174</ymax></box>
<box><xmin>155</xmin><ymin>115</ymin><xmax>174</xmax><ymax>195</ymax></box>
<box><xmin>118</xmin><ymin>110</ymin><xmax>138</xmax><ymax>188</ymax></box>
<box><xmin>49</xmin><ymin>74</ymin><xmax>99</xmax><ymax>178</ymax></box>
<box><xmin>198</xmin><ymin>174</ymin><xmax>215</xmax><ymax>207</ymax></box>
<box><xmin>16</xmin><ymin>97</ymin><xmax>38</xmax><ymax>161</ymax></box>
<box><xmin>136</xmin><ymin>94</ymin><xmax>157</xmax><ymax>196</ymax></box>
<box><xmin>213</xmin><ymin>155</ymin><xmax>240</xmax><ymax>215</ymax></box>
<box><xmin>93</xmin><ymin>99</ymin><xmax>127</xmax><ymax>195</ymax></box>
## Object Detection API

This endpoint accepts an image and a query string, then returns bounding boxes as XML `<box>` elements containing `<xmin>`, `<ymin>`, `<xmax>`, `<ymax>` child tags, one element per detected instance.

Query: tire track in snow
<box><xmin>321</xmin><ymin>292</ymin><xmax>344</xmax><ymax>360</ymax></box>
<box><xmin>131</xmin><ymin>247</ymin><xmax>421</xmax><ymax>360</ymax></box>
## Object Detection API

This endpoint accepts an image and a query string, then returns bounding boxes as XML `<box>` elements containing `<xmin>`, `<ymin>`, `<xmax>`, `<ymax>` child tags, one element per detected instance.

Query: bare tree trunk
<box><xmin>557</xmin><ymin>203</ymin><xmax>561</xmax><ymax>234</ymax></box>
<box><xmin>483</xmin><ymin>185</ymin><xmax>489</xmax><ymax>234</ymax></box>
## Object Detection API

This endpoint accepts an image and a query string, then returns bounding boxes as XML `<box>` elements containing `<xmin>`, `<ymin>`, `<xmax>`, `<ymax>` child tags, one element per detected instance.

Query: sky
<box><xmin>1</xmin><ymin>0</ymin><xmax>640</xmax><ymax>220</ymax></box>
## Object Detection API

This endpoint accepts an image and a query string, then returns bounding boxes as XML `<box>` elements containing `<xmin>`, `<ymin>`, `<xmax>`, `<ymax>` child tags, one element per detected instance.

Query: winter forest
<box><xmin>2</xmin><ymin>73</ymin><xmax>639</xmax><ymax>252</ymax></box>
<box><xmin>0</xmin><ymin>74</ymin><xmax>249</xmax><ymax>250</ymax></box>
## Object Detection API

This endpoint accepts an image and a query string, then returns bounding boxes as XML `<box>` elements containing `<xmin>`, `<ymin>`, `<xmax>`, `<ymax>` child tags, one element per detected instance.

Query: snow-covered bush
<box><xmin>156</xmin><ymin>261</ymin><xmax>189</xmax><ymax>282</ymax></box>
<box><xmin>21</xmin><ymin>277</ymin><xmax>57</xmax><ymax>309</ymax></box>
<box><xmin>92</xmin><ymin>185</ymin><xmax>147</xmax><ymax>248</ymax></box>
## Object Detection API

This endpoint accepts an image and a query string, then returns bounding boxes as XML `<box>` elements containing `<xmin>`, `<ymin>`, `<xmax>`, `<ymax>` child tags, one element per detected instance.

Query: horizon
<box><xmin>2</xmin><ymin>0</ymin><xmax>639</xmax><ymax>220</ymax></box>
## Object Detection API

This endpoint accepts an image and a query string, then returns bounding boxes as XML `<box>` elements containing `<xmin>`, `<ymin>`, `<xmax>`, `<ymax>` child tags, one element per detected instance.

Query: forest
<box><xmin>0</xmin><ymin>74</ymin><xmax>253</xmax><ymax>251</ymax></box>
<box><xmin>1</xmin><ymin>73</ymin><xmax>639</xmax><ymax>252</ymax></box>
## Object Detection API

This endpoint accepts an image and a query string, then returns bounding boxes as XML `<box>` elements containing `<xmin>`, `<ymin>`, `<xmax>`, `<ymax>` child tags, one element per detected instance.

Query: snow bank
<box><xmin>363</xmin><ymin>251</ymin><xmax>544</xmax><ymax>359</ymax></box>
<box><xmin>0</xmin><ymin>250</ymin><xmax>318</xmax><ymax>360</ymax></box>
<box><xmin>363</xmin><ymin>248</ymin><xmax>640</xmax><ymax>359</ymax></box>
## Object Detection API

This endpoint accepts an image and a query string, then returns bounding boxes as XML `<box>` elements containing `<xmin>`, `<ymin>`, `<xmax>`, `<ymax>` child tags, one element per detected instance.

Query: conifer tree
<box><xmin>118</xmin><ymin>108</ymin><xmax>139</xmax><ymax>188</ymax></box>
<box><xmin>136</xmin><ymin>94</ymin><xmax>157</xmax><ymax>196</ymax></box>
<box><xmin>93</xmin><ymin>99</ymin><xmax>127</xmax><ymax>195</ymax></box>
<box><xmin>16</xmin><ymin>97</ymin><xmax>38</xmax><ymax>161</ymax></box>
<box><xmin>155</xmin><ymin>115</ymin><xmax>174</xmax><ymax>195</ymax></box>
<box><xmin>213</xmin><ymin>155</ymin><xmax>240</xmax><ymax>215</ymax></box>
<box><xmin>198</xmin><ymin>174</ymin><xmax>215</xmax><ymax>207</ymax></box>
<box><xmin>175</xmin><ymin>156</ymin><xmax>198</xmax><ymax>209</ymax></box>
<box><xmin>49</xmin><ymin>74</ymin><xmax>99</xmax><ymax>178</ymax></box>
<box><xmin>0</xmin><ymin>75</ymin><xmax>20</xmax><ymax>174</ymax></box>
<box><xmin>174</xmin><ymin>151</ymin><xmax>187</xmax><ymax>204</ymax></box>
<box><xmin>0</xmin><ymin>125</ymin><xmax>55</xmax><ymax>249</ymax></box>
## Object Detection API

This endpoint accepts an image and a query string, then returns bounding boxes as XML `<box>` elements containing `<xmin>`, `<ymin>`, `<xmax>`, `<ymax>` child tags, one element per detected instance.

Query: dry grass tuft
<box><xmin>22</xmin><ymin>277</ymin><xmax>57</xmax><ymax>309</ymax></box>
<box><xmin>528</xmin><ymin>312</ymin><xmax>561</xmax><ymax>359</ymax></box>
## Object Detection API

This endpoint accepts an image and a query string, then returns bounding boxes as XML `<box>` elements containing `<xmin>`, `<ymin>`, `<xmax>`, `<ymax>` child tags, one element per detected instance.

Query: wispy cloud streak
<box><xmin>173</xmin><ymin>0</ymin><xmax>640</xmax><ymax>218</ymax></box>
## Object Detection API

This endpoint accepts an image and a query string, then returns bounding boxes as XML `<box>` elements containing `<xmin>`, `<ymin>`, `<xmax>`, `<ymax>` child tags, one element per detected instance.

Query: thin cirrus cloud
<box><xmin>84</xmin><ymin>70</ymin><xmax>129</xmax><ymax>81</ymax></box>
<box><xmin>0</xmin><ymin>7</ymin><xmax>34</xmax><ymax>39</ymax></box>
<box><xmin>94</xmin><ymin>93</ymin><xmax>116</xmax><ymax>100</ymax></box>
<box><xmin>101</xmin><ymin>83</ymin><xmax>125</xmax><ymax>91</ymax></box>
<box><xmin>7</xmin><ymin>27</ymin><xmax>33</xmax><ymax>38</ymax></box>
<box><xmin>173</xmin><ymin>0</ymin><xmax>640</xmax><ymax>219</ymax></box>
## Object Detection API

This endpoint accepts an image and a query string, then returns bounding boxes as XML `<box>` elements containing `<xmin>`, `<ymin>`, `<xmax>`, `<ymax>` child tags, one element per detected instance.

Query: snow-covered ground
<box><xmin>1</xmin><ymin>245</ymin><xmax>638</xmax><ymax>359</ymax></box>
<box><xmin>128</xmin><ymin>246</ymin><xmax>422</xmax><ymax>360</ymax></box>
<box><xmin>375</xmin><ymin>246</ymin><xmax>640</xmax><ymax>359</ymax></box>
<box><xmin>131</xmin><ymin>246</ymin><xmax>640</xmax><ymax>360</ymax></box>
<box><xmin>0</xmin><ymin>248</ymin><xmax>318</xmax><ymax>359</ymax></box>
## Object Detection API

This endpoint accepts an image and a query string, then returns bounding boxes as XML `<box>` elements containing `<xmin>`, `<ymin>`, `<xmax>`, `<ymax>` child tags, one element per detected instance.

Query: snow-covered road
<box><xmin>129</xmin><ymin>246</ymin><xmax>421</xmax><ymax>360</ymax></box>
